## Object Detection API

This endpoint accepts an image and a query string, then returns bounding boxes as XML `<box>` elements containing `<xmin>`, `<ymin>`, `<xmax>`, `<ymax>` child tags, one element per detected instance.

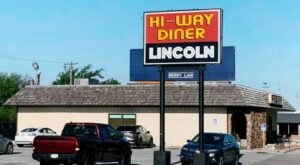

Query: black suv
<box><xmin>180</xmin><ymin>133</ymin><xmax>240</xmax><ymax>165</ymax></box>
<box><xmin>117</xmin><ymin>125</ymin><xmax>153</xmax><ymax>148</ymax></box>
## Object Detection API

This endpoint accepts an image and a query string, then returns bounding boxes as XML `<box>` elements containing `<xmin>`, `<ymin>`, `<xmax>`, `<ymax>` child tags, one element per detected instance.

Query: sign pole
<box><xmin>199</xmin><ymin>65</ymin><xmax>205</xmax><ymax>153</ymax></box>
<box><xmin>193</xmin><ymin>65</ymin><xmax>207</xmax><ymax>164</ymax></box>
<box><xmin>160</xmin><ymin>66</ymin><xmax>165</xmax><ymax>152</ymax></box>
<box><xmin>154</xmin><ymin>66</ymin><xmax>170</xmax><ymax>165</ymax></box>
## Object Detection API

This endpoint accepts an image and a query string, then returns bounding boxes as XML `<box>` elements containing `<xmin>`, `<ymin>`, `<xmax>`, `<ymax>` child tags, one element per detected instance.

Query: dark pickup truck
<box><xmin>32</xmin><ymin>122</ymin><xmax>131</xmax><ymax>165</ymax></box>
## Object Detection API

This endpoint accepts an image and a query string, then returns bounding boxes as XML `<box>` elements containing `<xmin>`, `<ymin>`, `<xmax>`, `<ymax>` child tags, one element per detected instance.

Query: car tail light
<box><xmin>75</xmin><ymin>140</ymin><xmax>80</xmax><ymax>152</ymax></box>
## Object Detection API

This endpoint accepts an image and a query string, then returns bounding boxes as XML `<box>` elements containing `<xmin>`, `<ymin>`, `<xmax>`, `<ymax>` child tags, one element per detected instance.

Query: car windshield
<box><xmin>116</xmin><ymin>126</ymin><xmax>137</xmax><ymax>132</ymax></box>
<box><xmin>21</xmin><ymin>128</ymin><xmax>38</xmax><ymax>132</ymax></box>
<box><xmin>191</xmin><ymin>134</ymin><xmax>225</xmax><ymax>145</ymax></box>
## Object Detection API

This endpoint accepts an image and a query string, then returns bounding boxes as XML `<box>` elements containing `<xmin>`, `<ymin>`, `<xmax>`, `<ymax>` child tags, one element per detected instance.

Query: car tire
<box><xmin>232</xmin><ymin>153</ymin><xmax>239</xmax><ymax>165</ymax></box>
<box><xmin>119</xmin><ymin>151</ymin><xmax>131</xmax><ymax>165</ymax></box>
<box><xmin>137</xmin><ymin>138</ymin><xmax>143</xmax><ymax>149</ymax></box>
<box><xmin>40</xmin><ymin>160</ymin><xmax>47</xmax><ymax>165</ymax></box>
<box><xmin>5</xmin><ymin>143</ymin><xmax>13</xmax><ymax>154</ymax></box>
<box><xmin>218</xmin><ymin>156</ymin><xmax>225</xmax><ymax>165</ymax></box>
<box><xmin>148</xmin><ymin>138</ymin><xmax>153</xmax><ymax>148</ymax></box>
<box><xmin>181</xmin><ymin>160</ymin><xmax>191</xmax><ymax>165</ymax></box>
<box><xmin>80</xmin><ymin>152</ymin><xmax>96</xmax><ymax>165</ymax></box>
<box><xmin>40</xmin><ymin>160</ymin><xmax>58</xmax><ymax>165</ymax></box>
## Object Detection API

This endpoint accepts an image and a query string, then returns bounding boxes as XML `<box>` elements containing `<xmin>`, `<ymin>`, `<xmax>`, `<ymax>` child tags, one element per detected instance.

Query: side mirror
<box><xmin>146</xmin><ymin>131</ymin><xmax>150</xmax><ymax>134</ymax></box>
<box><xmin>187</xmin><ymin>139</ymin><xmax>191</xmax><ymax>143</ymax></box>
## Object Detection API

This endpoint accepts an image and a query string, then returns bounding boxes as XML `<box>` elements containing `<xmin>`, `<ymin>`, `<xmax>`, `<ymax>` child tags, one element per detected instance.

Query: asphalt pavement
<box><xmin>1</xmin><ymin>146</ymin><xmax>300</xmax><ymax>165</ymax></box>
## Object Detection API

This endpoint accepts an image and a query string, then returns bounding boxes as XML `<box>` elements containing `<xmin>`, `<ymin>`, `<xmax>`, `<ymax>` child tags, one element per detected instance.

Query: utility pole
<box><xmin>64</xmin><ymin>62</ymin><xmax>78</xmax><ymax>85</ymax></box>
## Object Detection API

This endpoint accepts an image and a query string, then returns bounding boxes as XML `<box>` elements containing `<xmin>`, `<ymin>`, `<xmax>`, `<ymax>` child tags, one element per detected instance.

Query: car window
<box><xmin>107</xmin><ymin>125</ymin><xmax>118</xmax><ymax>137</ymax></box>
<box><xmin>21</xmin><ymin>128</ymin><xmax>38</xmax><ymax>132</ymax></box>
<box><xmin>224</xmin><ymin>135</ymin><xmax>230</xmax><ymax>144</ymax></box>
<box><xmin>192</xmin><ymin>134</ymin><xmax>224</xmax><ymax>145</ymax></box>
<box><xmin>100</xmin><ymin>126</ymin><xmax>111</xmax><ymax>140</ymax></box>
<box><xmin>137</xmin><ymin>127</ymin><xmax>143</xmax><ymax>133</ymax></box>
<box><xmin>62</xmin><ymin>125</ymin><xmax>97</xmax><ymax>137</ymax></box>
<box><xmin>142</xmin><ymin>126</ymin><xmax>147</xmax><ymax>133</ymax></box>
<box><xmin>228</xmin><ymin>134</ymin><xmax>236</xmax><ymax>143</ymax></box>
<box><xmin>39</xmin><ymin>129</ymin><xmax>45</xmax><ymax>133</ymax></box>
<box><xmin>47</xmin><ymin>128</ymin><xmax>55</xmax><ymax>134</ymax></box>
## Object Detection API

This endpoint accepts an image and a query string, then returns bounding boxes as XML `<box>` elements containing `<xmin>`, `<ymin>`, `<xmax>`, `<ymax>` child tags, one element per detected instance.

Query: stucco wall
<box><xmin>17</xmin><ymin>106</ymin><xmax>227</xmax><ymax>147</ymax></box>
<box><xmin>17</xmin><ymin>107</ymin><xmax>109</xmax><ymax>135</ymax></box>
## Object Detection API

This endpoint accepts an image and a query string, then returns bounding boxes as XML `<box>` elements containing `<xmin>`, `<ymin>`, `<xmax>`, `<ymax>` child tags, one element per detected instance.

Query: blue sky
<box><xmin>0</xmin><ymin>0</ymin><xmax>300</xmax><ymax>110</ymax></box>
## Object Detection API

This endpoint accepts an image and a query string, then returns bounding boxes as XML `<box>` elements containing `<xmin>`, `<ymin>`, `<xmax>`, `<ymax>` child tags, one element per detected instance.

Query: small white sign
<box><xmin>213</xmin><ymin>118</ymin><xmax>218</xmax><ymax>125</ymax></box>
<box><xmin>261</xmin><ymin>123</ymin><xmax>267</xmax><ymax>132</ymax></box>
<box><xmin>168</xmin><ymin>72</ymin><xmax>194</xmax><ymax>79</ymax></box>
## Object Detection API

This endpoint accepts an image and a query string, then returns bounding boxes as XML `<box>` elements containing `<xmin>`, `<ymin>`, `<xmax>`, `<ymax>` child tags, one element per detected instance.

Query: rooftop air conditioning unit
<box><xmin>74</xmin><ymin>78</ymin><xmax>89</xmax><ymax>85</ymax></box>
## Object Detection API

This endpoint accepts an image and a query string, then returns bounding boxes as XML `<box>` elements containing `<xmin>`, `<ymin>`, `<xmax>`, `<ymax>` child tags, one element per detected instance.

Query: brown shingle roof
<box><xmin>3</xmin><ymin>84</ymin><xmax>295</xmax><ymax>111</ymax></box>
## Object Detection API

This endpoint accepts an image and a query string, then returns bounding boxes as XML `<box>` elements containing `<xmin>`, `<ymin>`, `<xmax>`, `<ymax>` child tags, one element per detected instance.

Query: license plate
<box><xmin>50</xmin><ymin>154</ymin><xmax>59</xmax><ymax>159</ymax></box>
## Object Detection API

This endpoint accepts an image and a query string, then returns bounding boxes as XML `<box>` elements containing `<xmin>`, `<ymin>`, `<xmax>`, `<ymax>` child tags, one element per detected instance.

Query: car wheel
<box><xmin>5</xmin><ymin>143</ymin><xmax>13</xmax><ymax>154</ymax></box>
<box><xmin>148</xmin><ymin>138</ymin><xmax>153</xmax><ymax>148</ymax></box>
<box><xmin>218</xmin><ymin>156</ymin><xmax>225</xmax><ymax>165</ymax></box>
<box><xmin>119</xmin><ymin>151</ymin><xmax>131</xmax><ymax>165</ymax></box>
<box><xmin>17</xmin><ymin>144</ymin><xmax>24</xmax><ymax>147</ymax></box>
<box><xmin>137</xmin><ymin>138</ymin><xmax>143</xmax><ymax>149</ymax></box>
<box><xmin>232</xmin><ymin>153</ymin><xmax>239</xmax><ymax>165</ymax></box>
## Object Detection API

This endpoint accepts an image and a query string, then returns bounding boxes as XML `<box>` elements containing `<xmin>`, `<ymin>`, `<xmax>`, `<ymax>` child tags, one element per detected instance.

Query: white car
<box><xmin>15</xmin><ymin>127</ymin><xmax>57</xmax><ymax>147</ymax></box>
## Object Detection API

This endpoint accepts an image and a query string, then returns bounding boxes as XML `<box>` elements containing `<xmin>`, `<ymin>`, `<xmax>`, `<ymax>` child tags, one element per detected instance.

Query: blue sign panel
<box><xmin>130</xmin><ymin>46</ymin><xmax>235</xmax><ymax>81</ymax></box>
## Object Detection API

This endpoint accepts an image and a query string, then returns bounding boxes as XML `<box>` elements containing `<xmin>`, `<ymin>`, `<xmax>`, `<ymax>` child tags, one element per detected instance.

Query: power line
<box><xmin>0</xmin><ymin>54</ymin><xmax>65</xmax><ymax>64</ymax></box>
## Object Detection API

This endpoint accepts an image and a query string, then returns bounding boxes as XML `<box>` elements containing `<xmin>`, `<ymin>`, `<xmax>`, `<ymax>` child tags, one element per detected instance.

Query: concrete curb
<box><xmin>282</xmin><ymin>147</ymin><xmax>300</xmax><ymax>153</ymax></box>
<box><xmin>241</xmin><ymin>147</ymin><xmax>300</xmax><ymax>154</ymax></box>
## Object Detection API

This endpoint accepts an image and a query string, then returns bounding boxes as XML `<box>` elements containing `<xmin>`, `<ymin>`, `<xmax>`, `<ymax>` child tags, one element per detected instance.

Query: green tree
<box><xmin>0</xmin><ymin>107</ymin><xmax>17</xmax><ymax>122</ymax></box>
<box><xmin>100</xmin><ymin>78</ymin><xmax>121</xmax><ymax>85</ymax></box>
<box><xmin>0</xmin><ymin>73</ymin><xmax>29</xmax><ymax>122</ymax></box>
<box><xmin>52</xmin><ymin>64</ymin><xmax>104</xmax><ymax>85</ymax></box>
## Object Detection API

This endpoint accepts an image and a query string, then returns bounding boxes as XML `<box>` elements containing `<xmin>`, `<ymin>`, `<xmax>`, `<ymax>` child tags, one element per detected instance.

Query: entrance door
<box><xmin>109</xmin><ymin>114</ymin><xmax>136</xmax><ymax>129</ymax></box>
<box><xmin>231</xmin><ymin>112</ymin><xmax>247</xmax><ymax>140</ymax></box>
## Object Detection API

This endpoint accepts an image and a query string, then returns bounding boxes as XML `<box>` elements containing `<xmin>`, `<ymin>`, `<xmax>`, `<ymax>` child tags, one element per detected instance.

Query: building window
<box><xmin>109</xmin><ymin>114</ymin><xmax>136</xmax><ymax>129</ymax></box>
<box><xmin>279</xmin><ymin>123</ymin><xmax>288</xmax><ymax>136</ymax></box>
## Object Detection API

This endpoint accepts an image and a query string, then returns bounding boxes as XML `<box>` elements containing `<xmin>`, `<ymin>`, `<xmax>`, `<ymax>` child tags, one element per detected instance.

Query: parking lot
<box><xmin>2</xmin><ymin>145</ymin><xmax>299</xmax><ymax>165</ymax></box>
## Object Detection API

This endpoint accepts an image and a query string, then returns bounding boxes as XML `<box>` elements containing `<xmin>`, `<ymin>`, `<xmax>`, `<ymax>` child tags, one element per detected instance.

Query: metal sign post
<box><xmin>193</xmin><ymin>65</ymin><xmax>207</xmax><ymax>164</ymax></box>
<box><xmin>154</xmin><ymin>66</ymin><xmax>170</xmax><ymax>165</ymax></box>
<box><xmin>261</xmin><ymin>123</ymin><xmax>267</xmax><ymax>149</ymax></box>
<box><xmin>160</xmin><ymin>66</ymin><xmax>165</xmax><ymax>152</ymax></box>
